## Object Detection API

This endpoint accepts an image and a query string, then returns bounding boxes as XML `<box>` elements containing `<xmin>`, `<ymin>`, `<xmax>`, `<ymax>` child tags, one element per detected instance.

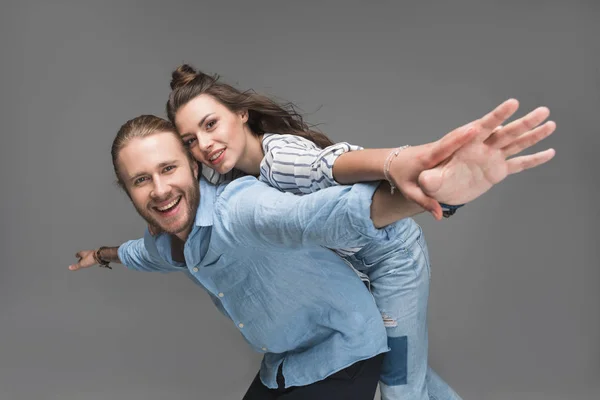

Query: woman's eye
<box><xmin>183</xmin><ymin>137</ymin><xmax>197</xmax><ymax>147</ymax></box>
<box><xmin>206</xmin><ymin>120</ymin><xmax>216</xmax><ymax>129</ymax></box>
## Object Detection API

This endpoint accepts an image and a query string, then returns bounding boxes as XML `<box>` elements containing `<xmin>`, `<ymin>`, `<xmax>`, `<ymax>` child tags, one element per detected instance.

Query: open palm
<box><xmin>418</xmin><ymin>99</ymin><xmax>555</xmax><ymax>206</ymax></box>
<box><xmin>387</xmin><ymin>99</ymin><xmax>556</xmax><ymax>219</ymax></box>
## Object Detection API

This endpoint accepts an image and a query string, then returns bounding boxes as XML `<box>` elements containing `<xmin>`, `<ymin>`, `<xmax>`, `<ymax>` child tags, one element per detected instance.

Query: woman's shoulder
<box><xmin>262</xmin><ymin>132</ymin><xmax>317</xmax><ymax>151</ymax></box>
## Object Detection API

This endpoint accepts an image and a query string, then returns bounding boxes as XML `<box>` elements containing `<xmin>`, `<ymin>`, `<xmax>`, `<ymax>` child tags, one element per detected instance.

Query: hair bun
<box><xmin>170</xmin><ymin>64</ymin><xmax>198</xmax><ymax>90</ymax></box>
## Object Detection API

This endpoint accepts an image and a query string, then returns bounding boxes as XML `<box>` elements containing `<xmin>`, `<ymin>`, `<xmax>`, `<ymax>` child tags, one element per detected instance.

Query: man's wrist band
<box><xmin>93</xmin><ymin>247</ymin><xmax>112</xmax><ymax>269</ymax></box>
<box><xmin>439</xmin><ymin>202</ymin><xmax>465</xmax><ymax>218</ymax></box>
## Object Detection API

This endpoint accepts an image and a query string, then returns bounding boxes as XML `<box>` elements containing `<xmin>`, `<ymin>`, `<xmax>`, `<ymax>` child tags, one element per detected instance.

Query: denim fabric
<box><xmin>118</xmin><ymin>176</ymin><xmax>390</xmax><ymax>389</ymax></box>
<box><xmin>346</xmin><ymin>219</ymin><xmax>461</xmax><ymax>400</ymax></box>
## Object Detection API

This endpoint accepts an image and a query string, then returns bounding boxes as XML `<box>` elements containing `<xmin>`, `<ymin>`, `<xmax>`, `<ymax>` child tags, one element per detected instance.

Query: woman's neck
<box><xmin>235</xmin><ymin>129</ymin><xmax>264</xmax><ymax>176</ymax></box>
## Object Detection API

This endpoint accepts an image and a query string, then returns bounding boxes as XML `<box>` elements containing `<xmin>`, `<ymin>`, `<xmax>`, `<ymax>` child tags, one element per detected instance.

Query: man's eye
<box><xmin>134</xmin><ymin>177</ymin><xmax>148</xmax><ymax>185</ymax></box>
<box><xmin>164</xmin><ymin>165</ymin><xmax>176</xmax><ymax>173</ymax></box>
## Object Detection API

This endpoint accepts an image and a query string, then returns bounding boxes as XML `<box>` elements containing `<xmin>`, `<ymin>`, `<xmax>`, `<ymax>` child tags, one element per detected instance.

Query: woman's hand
<box><xmin>387</xmin><ymin>99</ymin><xmax>555</xmax><ymax>219</ymax></box>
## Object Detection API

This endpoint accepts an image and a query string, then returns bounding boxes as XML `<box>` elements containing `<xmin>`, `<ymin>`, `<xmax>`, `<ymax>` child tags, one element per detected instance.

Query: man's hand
<box><xmin>68</xmin><ymin>250</ymin><xmax>98</xmax><ymax>271</ymax></box>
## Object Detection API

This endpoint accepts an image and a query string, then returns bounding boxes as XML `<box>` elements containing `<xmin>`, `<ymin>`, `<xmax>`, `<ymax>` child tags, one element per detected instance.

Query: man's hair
<box><xmin>111</xmin><ymin>115</ymin><xmax>195</xmax><ymax>190</ymax></box>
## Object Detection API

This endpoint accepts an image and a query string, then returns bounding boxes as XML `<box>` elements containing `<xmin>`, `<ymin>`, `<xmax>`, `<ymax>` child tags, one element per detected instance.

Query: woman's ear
<box><xmin>239</xmin><ymin>109</ymin><xmax>249</xmax><ymax>123</ymax></box>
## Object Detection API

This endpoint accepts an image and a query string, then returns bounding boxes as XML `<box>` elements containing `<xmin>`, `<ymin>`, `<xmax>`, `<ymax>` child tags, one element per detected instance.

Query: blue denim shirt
<box><xmin>118</xmin><ymin>176</ymin><xmax>390</xmax><ymax>388</ymax></box>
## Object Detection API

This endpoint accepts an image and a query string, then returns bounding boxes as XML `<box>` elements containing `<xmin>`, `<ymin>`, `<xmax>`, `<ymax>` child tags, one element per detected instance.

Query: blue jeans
<box><xmin>344</xmin><ymin>218</ymin><xmax>462</xmax><ymax>400</ymax></box>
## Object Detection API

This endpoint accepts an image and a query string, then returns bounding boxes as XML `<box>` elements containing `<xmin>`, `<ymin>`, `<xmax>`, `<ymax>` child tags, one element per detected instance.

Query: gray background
<box><xmin>1</xmin><ymin>0</ymin><xmax>598</xmax><ymax>399</ymax></box>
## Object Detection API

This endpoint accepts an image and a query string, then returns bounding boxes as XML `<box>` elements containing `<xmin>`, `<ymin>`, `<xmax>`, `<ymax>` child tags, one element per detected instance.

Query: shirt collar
<box><xmin>195</xmin><ymin>176</ymin><xmax>217</xmax><ymax>227</ymax></box>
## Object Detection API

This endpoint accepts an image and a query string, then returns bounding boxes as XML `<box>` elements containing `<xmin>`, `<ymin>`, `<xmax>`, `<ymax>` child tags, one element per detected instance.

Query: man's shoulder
<box><xmin>213</xmin><ymin>175</ymin><xmax>274</xmax><ymax>205</ymax></box>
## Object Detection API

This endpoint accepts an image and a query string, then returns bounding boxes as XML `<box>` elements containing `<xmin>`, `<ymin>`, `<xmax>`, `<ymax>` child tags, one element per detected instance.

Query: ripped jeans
<box><xmin>343</xmin><ymin>218</ymin><xmax>462</xmax><ymax>400</ymax></box>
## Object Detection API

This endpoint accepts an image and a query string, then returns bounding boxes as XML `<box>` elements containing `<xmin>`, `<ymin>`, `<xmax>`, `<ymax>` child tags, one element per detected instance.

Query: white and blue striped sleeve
<box><xmin>259</xmin><ymin>134</ymin><xmax>364</xmax><ymax>195</ymax></box>
<box><xmin>201</xmin><ymin>164</ymin><xmax>247</xmax><ymax>185</ymax></box>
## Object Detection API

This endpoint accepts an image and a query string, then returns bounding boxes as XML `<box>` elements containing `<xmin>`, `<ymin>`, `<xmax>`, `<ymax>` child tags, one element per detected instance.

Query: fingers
<box><xmin>68</xmin><ymin>262</ymin><xmax>84</xmax><ymax>271</ymax></box>
<box><xmin>403</xmin><ymin>184</ymin><xmax>443</xmax><ymax>220</ymax></box>
<box><xmin>427</xmin><ymin>99</ymin><xmax>519</xmax><ymax>166</ymax></box>
<box><xmin>69</xmin><ymin>250</ymin><xmax>94</xmax><ymax>271</ymax></box>
<box><xmin>506</xmin><ymin>148</ymin><xmax>556</xmax><ymax>174</ymax></box>
<box><xmin>427</xmin><ymin>124</ymin><xmax>479</xmax><ymax>167</ymax></box>
<box><xmin>477</xmin><ymin>98</ymin><xmax>520</xmax><ymax>140</ymax></box>
<box><xmin>485</xmin><ymin>107</ymin><xmax>550</xmax><ymax>149</ymax></box>
<box><xmin>502</xmin><ymin>121</ymin><xmax>556</xmax><ymax>158</ymax></box>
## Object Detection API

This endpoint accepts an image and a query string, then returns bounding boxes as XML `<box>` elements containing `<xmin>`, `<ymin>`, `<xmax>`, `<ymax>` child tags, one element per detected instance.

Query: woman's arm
<box><xmin>260</xmin><ymin>133</ymin><xmax>363</xmax><ymax>194</ymax></box>
<box><xmin>332</xmin><ymin>148</ymin><xmax>391</xmax><ymax>183</ymax></box>
<box><xmin>307</xmin><ymin>99</ymin><xmax>556</xmax><ymax>219</ymax></box>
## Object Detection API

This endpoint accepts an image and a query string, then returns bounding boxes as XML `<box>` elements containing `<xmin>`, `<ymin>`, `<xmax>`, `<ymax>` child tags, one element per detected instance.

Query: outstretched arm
<box><xmin>68</xmin><ymin>236</ymin><xmax>181</xmax><ymax>273</ymax></box>
<box><xmin>263</xmin><ymin>100</ymin><xmax>554</xmax><ymax>220</ymax></box>
<box><xmin>69</xmin><ymin>246</ymin><xmax>120</xmax><ymax>271</ymax></box>
<box><xmin>371</xmin><ymin>99</ymin><xmax>555</xmax><ymax>219</ymax></box>
<box><xmin>226</xmin><ymin>105</ymin><xmax>532</xmax><ymax>249</ymax></box>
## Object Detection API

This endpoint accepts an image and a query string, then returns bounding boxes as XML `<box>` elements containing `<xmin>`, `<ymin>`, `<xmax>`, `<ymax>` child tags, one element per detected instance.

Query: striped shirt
<box><xmin>201</xmin><ymin>133</ymin><xmax>365</xmax><ymax>257</ymax></box>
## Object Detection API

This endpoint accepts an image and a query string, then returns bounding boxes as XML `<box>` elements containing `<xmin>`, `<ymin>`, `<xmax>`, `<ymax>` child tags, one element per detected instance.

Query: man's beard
<box><xmin>134</xmin><ymin>178</ymin><xmax>200</xmax><ymax>237</ymax></box>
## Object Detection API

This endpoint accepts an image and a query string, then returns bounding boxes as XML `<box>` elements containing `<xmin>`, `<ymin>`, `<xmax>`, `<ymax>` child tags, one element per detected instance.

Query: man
<box><xmin>69</xmin><ymin>106</ymin><xmax>554</xmax><ymax>399</ymax></box>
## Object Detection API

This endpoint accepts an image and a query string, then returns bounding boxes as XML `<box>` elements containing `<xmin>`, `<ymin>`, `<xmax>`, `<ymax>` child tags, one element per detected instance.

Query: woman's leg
<box><xmin>346</xmin><ymin>218</ymin><xmax>461</xmax><ymax>400</ymax></box>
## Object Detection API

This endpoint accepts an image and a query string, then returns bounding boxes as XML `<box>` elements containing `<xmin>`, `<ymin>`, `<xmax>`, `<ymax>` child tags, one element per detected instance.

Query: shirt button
<box><xmin>238</xmin><ymin>323</ymin><xmax>244</xmax><ymax>328</ymax></box>
<box><xmin>192</xmin><ymin>267</ymin><xmax>199</xmax><ymax>272</ymax></box>
<box><xmin>218</xmin><ymin>292</ymin><xmax>224</xmax><ymax>298</ymax></box>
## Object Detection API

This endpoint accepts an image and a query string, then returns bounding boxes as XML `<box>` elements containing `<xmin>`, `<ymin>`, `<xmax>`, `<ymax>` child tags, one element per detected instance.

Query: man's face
<box><xmin>117</xmin><ymin>131</ymin><xmax>199</xmax><ymax>240</ymax></box>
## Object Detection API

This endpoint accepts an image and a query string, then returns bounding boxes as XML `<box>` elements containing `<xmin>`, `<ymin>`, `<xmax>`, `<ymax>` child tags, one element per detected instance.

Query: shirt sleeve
<box><xmin>259</xmin><ymin>134</ymin><xmax>363</xmax><ymax>194</ymax></box>
<box><xmin>216</xmin><ymin>176</ymin><xmax>388</xmax><ymax>250</ymax></box>
<box><xmin>117</xmin><ymin>233</ymin><xmax>182</xmax><ymax>273</ymax></box>
<box><xmin>201</xmin><ymin>164</ymin><xmax>248</xmax><ymax>185</ymax></box>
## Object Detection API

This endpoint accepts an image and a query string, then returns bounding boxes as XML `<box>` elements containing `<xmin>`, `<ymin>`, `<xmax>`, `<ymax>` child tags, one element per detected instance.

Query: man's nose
<box><xmin>150</xmin><ymin>177</ymin><xmax>171</xmax><ymax>200</ymax></box>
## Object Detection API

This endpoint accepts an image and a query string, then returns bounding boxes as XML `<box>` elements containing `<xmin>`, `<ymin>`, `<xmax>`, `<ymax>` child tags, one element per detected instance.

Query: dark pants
<box><xmin>242</xmin><ymin>354</ymin><xmax>384</xmax><ymax>400</ymax></box>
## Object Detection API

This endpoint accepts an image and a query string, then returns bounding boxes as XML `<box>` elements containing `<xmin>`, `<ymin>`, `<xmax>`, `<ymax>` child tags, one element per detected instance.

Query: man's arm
<box><xmin>218</xmin><ymin>176</ymin><xmax>418</xmax><ymax>251</ymax></box>
<box><xmin>370</xmin><ymin>180</ymin><xmax>424</xmax><ymax>228</ymax></box>
<box><xmin>69</xmin><ymin>235</ymin><xmax>180</xmax><ymax>273</ymax></box>
<box><xmin>69</xmin><ymin>246</ymin><xmax>121</xmax><ymax>271</ymax></box>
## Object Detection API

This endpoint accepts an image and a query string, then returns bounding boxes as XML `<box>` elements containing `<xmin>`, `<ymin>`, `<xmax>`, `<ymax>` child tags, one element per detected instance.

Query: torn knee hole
<box><xmin>381</xmin><ymin>313</ymin><xmax>398</xmax><ymax>328</ymax></box>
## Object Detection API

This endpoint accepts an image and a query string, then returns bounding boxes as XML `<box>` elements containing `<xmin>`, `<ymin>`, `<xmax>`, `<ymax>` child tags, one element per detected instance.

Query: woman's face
<box><xmin>175</xmin><ymin>94</ymin><xmax>249</xmax><ymax>175</ymax></box>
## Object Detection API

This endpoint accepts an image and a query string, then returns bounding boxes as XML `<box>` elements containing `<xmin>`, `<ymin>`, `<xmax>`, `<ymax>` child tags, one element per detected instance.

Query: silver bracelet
<box><xmin>383</xmin><ymin>145</ymin><xmax>410</xmax><ymax>194</ymax></box>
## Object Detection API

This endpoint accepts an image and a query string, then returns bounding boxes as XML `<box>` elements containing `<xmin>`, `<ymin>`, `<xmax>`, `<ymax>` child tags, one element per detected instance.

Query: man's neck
<box><xmin>175</xmin><ymin>227</ymin><xmax>191</xmax><ymax>242</ymax></box>
<box><xmin>170</xmin><ymin>224</ymin><xmax>193</xmax><ymax>263</ymax></box>
<box><xmin>170</xmin><ymin>234</ymin><xmax>186</xmax><ymax>263</ymax></box>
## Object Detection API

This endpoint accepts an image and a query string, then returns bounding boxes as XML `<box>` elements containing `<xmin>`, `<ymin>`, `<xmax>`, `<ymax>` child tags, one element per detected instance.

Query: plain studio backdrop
<box><xmin>1</xmin><ymin>1</ymin><xmax>598</xmax><ymax>399</ymax></box>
